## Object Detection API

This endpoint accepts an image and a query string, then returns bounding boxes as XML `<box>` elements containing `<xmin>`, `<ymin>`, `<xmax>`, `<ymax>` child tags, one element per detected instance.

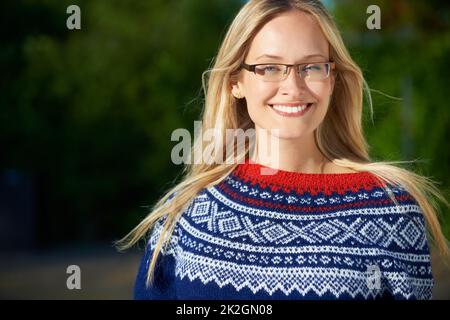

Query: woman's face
<box><xmin>233</xmin><ymin>10</ymin><xmax>334</xmax><ymax>139</ymax></box>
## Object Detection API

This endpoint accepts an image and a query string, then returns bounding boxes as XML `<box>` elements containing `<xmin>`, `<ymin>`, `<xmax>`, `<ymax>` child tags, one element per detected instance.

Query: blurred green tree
<box><xmin>0</xmin><ymin>0</ymin><xmax>242</xmax><ymax>246</ymax></box>
<box><xmin>1</xmin><ymin>0</ymin><xmax>448</xmax><ymax>247</ymax></box>
<box><xmin>333</xmin><ymin>0</ymin><xmax>450</xmax><ymax>236</ymax></box>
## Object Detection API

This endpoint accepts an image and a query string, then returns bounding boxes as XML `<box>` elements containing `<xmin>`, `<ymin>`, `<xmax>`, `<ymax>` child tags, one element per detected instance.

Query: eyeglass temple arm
<box><xmin>240</xmin><ymin>62</ymin><xmax>255</xmax><ymax>72</ymax></box>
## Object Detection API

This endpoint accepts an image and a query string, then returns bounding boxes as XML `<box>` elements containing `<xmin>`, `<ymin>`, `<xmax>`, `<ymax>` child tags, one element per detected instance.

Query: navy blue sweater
<box><xmin>134</xmin><ymin>161</ymin><xmax>434</xmax><ymax>299</ymax></box>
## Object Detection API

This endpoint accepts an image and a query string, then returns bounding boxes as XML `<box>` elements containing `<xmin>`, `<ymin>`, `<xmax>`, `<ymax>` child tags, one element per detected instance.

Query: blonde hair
<box><xmin>115</xmin><ymin>0</ymin><xmax>450</xmax><ymax>287</ymax></box>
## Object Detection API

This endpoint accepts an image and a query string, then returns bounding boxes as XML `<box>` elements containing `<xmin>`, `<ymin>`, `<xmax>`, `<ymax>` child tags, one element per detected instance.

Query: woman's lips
<box><xmin>268</xmin><ymin>103</ymin><xmax>313</xmax><ymax>117</ymax></box>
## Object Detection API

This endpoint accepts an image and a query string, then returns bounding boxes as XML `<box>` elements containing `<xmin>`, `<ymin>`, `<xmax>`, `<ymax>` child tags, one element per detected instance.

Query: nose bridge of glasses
<box><xmin>282</xmin><ymin>64</ymin><xmax>305</xmax><ymax>82</ymax></box>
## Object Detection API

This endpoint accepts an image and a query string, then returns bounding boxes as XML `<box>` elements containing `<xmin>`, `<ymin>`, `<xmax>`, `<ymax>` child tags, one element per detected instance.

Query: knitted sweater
<box><xmin>134</xmin><ymin>161</ymin><xmax>434</xmax><ymax>300</ymax></box>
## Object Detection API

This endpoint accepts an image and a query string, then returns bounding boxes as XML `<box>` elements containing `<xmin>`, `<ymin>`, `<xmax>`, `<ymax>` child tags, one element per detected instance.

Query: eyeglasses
<box><xmin>240</xmin><ymin>61</ymin><xmax>335</xmax><ymax>82</ymax></box>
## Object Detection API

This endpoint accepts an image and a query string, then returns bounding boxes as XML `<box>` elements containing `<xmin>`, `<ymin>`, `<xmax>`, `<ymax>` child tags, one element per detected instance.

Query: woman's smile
<box><xmin>268</xmin><ymin>103</ymin><xmax>313</xmax><ymax>117</ymax></box>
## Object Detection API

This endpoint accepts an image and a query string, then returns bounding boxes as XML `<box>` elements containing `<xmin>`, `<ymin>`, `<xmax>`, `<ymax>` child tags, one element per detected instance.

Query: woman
<box><xmin>117</xmin><ymin>0</ymin><xmax>449</xmax><ymax>300</ymax></box>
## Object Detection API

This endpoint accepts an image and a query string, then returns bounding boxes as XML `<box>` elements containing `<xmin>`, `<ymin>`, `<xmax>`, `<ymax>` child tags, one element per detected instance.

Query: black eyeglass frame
<box><xmin>240</xmin><ymin>61</ymin><xmax>336</xmax><ymax>81</ymax></box>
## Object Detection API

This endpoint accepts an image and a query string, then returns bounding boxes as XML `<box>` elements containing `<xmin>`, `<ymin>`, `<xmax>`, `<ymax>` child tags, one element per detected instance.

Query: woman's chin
<box><xmin>267</xmin><ymin>128</ymin><xmax>312</xmax><ymax>140</ymax></box>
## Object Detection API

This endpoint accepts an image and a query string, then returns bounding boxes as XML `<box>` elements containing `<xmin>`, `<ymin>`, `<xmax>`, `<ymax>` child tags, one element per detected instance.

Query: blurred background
<box><xmin>0</xmin><ymin>0</ymin><xmax>449</xmax><ymax>299</ymax></box>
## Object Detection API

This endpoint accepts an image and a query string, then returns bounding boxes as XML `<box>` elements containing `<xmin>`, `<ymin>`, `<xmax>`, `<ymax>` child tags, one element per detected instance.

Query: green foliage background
<box><xmin>1</xmin><ymin>0</ymin><xmax>449</xmax><ymax>247</ymax></box>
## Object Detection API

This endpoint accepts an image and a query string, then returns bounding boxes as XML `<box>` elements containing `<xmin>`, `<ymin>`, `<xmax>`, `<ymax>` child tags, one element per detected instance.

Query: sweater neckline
<box><xmin>230</xmin><ymin>159</ymin><xmax>384</xmax><ymax>195</ymax></box>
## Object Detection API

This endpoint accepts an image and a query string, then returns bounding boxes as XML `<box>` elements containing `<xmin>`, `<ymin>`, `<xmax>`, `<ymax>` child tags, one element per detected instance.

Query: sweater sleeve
<box><xmin>133</xmin><ymin>214</ymin><xmax>180</xmax><ymax>300</ymax></box>
<box><xmin>380</xmin><ymin>195</ymin><xmax>435</xmax><ymax>300</ymax></box>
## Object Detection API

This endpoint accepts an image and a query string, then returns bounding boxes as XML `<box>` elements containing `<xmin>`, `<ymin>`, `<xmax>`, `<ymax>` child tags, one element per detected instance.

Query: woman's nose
<box><xmin>280</xmin><ymin>66</ymin><xmax>309</xmax><ymax>93</ymax></box>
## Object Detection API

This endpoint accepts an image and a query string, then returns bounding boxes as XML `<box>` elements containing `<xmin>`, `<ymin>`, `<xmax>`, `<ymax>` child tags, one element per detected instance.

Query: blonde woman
<box><xmin>117</xmin><ymin>0</ymin><xmax>449</xmax><ymax>300</ymax></box>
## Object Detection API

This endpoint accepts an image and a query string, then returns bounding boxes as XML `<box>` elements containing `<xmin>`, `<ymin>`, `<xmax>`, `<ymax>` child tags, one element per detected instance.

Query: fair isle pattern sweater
<box><xmin>134</xmin><ymin>161</ymin><xmax>434</xmax><ymax>300</ymax></box>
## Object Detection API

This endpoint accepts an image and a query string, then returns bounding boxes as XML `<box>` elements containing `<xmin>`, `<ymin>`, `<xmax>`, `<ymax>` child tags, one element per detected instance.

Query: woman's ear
<box><xmin>231</xmin><ymin>82</ymin><xmax>244</xmax><ymax>99</ymax></box>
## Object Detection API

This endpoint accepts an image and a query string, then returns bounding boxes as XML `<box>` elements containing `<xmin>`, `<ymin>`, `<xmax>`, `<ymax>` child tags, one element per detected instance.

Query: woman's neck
<box><xmin>250</xmin><ymin>130</ymin><xmax>327</xmax><ymax>174</ymax></box>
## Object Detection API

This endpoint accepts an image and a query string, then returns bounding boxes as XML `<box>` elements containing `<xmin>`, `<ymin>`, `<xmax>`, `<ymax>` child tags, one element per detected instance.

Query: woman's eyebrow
<box><xmin>255</xmin><ymin>53</ymin><xmax>328</xmax><ymax>61</ymax></box>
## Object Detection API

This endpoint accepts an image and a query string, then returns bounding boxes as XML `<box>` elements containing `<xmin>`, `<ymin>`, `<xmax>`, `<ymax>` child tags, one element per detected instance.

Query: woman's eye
<box><xmin>303</xmin><ymin>64</ymin><xmax>321</xmax><ymax>72</ymax></box>
<box><xmin>261</xmin><ymin>65</ymin><xmax>281</xmax><ymax>73</ymax></box>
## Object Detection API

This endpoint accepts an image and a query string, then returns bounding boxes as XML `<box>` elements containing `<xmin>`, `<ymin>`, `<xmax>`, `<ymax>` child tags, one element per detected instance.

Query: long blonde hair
<box><xmin>115</xmin><ymin>0</ymin><xmax>449</xmax><ymax>286</ymax></box>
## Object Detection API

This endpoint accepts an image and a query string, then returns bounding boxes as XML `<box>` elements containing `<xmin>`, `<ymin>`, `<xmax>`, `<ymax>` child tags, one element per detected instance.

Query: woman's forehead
<box><xmin>247</xmin><ymin>10</ymin><xmax>329</xmax><ymax>62</ymax></box>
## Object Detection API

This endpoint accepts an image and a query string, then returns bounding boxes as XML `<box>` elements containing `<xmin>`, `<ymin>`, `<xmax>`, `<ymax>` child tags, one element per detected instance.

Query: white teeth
<box><xmin>272</xmin><ymin>104</ymin><xmax>309</xmax><ymax>113</ymax></box>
